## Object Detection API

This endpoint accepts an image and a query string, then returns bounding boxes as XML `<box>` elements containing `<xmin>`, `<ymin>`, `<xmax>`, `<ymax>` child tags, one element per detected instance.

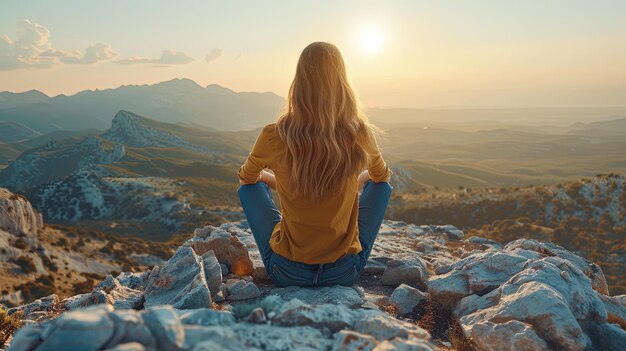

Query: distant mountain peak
<box><xmin>156</xmin><ymin>77</ymin><xmax>203</xmax><ymax>90</ymax></box>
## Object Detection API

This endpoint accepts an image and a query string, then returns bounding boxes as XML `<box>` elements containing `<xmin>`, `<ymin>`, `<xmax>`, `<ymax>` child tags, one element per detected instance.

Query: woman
<box><xmin>237</xmin><ymin>41</ymin><xmax>392</xmax><ymax>287</ymax></box>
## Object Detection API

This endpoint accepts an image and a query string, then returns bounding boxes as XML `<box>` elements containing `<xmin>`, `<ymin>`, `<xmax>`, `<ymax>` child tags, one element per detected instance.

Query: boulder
<box><xmin>31</xmin><ymin>305</ymin><xmax>115</xmax><ymax>351</ymax></box>
<box><xmin>144</xmin><ymin>246</ymin><xmax>219</xmax><ymax>309</ymax></box>
<box><xmin>504</xmin><ymin>238</ymin><xmax>609</xmax><ymax>295</ymax></box>
<box><xmin>224</xmin><ymin>279</ymin><xmax>261</xmax><ymax>301</ymax></box>
<box><xmin>381</xmin><ymin>257</ymin><xmax>429</xmax><ymax>290</ymax></box>
<box><xmin>388</xmin><ymin>284</ymin><xmax>428</xmax><ymax>315</ymax></box>
<box><xmin>142</xmin><ymin>305</ymin><xmax>185</xmax><ymax>351</ymax></box>
<box><xmin>455</xmin><ymin>257</ymin><xmax>611</xmax><ymax>351</ymax></box>
<box><xmin>188</xmin><ymin>226</ymin><xmax>254</xmax><ymax>276</ymax></box>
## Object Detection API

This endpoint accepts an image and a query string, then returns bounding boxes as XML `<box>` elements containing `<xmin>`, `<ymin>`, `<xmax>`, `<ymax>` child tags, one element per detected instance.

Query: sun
<box><xmin>358</xmin><ymin>26</ymin><xmax>384</xmax><ymax>54</ymax></box>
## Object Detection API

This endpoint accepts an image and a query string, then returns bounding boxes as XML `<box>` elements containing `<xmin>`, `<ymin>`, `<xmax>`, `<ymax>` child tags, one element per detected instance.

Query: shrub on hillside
<box><xmin>12</xmin><ymin>256</ymin><xmax>36</xmax><ymax>274</ymax></box>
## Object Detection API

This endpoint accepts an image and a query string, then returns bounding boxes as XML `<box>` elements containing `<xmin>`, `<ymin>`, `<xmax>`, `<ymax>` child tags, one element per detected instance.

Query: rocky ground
<box><xmin>3</xmin><ymin>218</ymin><xmax>626</xmax><ymax>351</ymax></box>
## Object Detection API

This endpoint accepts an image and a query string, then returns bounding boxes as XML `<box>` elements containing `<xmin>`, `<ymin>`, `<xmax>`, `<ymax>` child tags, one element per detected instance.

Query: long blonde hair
<box><xmin>276</xmin><ymin>41</ymin><xmax>380</xmax><ymax>202</ymax></box>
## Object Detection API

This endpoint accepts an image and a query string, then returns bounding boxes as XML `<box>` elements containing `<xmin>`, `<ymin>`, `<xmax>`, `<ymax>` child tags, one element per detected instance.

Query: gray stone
<box><xmin>227</xmin><ymin>281</ymin><xmax>261</xmax><ymax>301</ymax></box>
<box><xmin>352</xmin><ymin>310</ymin><xmax>431</xmax><ymax>341</ymax></box>
<box><xmin>183</xmin><ymin>325</ymin><xmax>238</xmax><ymax>350</ymax></box>
<box><xmin>144</xmin><ymin>246</ymin><xmax>213</xmax><ymax>309</ymax></box>
<box><xmin>381</xmin><ymin>258</ymin><xmax>429</xmax><ymax>290</ymax></box>
<box><xmin>35</xmin><ymin>304</ymin><xmax>115</xmax><ymax>351</ymax></box>
<box><xmin>142</xmin><ymin>305</ymin><xmax>185</xmax><ymax>351</ymax></box>
<box><xmin>6</xmin><ymin>323</ymin><xmax>44</xmax><ymax>351</ymax></box>
<box><xmin>104</xmin><ymin>309</ymin><xmax>156</xmax><ymax>349</ymax></box>
<box><xmin>388</xmin><ymin>284</ymin><xmax>428</xmax><ymax>315</ymax></box>
<box><xmin>271</xmin><ymin>286</ymin><xmax>363</xmax><ymax>307</ymax></box>
<box><xmin>178</xmin><ymin>309</ymin><xmax>236</xmax><ymax>327</ymax></box>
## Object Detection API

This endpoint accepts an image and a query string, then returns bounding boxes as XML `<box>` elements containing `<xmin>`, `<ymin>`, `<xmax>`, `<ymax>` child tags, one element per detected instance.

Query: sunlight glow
<box><xmin>358</xmin><ymin>26</ymin><xmax>384</xmax><ymax>54</ymax></box>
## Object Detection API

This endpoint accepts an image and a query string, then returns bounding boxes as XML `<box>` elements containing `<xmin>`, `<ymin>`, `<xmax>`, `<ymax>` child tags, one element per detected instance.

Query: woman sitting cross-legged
<box><xmin>237</xmin><ymin>41</ymin><xmax>393</xmax><ymax>287</ymax></box>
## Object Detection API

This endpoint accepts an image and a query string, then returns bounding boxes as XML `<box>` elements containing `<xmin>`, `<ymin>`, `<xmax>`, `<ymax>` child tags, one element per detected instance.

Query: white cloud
<box><xmin>205</xmin><ymin>47</ymin><xmax>223</xmax><ymax>63</ymax></box>
<box><xmin>116</xmin><ymin>49</ymin><xmax>194</xmax><ymax>65</ymax></box>
<box><xmin>0</xmin><ymin>20</ymin><xmax>117</xmax><ymax>70</ymax></box>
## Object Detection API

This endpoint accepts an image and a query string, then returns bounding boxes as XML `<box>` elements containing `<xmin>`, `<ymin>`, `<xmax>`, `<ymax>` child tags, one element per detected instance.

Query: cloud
<box><xmin>116</xmin><ymin>49</ymin><xmax>194</xmax><ymax>65</ymax></box>
<box><xmin>0</xmin><ymin>20</ymin><xmax>117</xmax><ymax>70</ymax></box>
<box><xmin>205</xmin><ymin>47</ymin><xmax>223</xmax><ymax>63</ymax></box>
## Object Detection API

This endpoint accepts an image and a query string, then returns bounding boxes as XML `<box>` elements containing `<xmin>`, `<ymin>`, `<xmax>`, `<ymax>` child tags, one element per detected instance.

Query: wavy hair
<box><xmin>276</xmin><ymin>41</ymin><xmax>381</xmax><ymax>202</ymax></box>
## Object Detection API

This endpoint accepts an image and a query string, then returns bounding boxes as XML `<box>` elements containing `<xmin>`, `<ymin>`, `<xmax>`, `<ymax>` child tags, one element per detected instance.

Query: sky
<box><xmin>1</xmin><ymin>0</ymin><xmax>626</xmax><ymax>108</ymax></box>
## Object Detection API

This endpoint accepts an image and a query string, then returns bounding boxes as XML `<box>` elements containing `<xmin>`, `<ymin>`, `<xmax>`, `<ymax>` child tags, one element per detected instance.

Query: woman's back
<box><xmin>237</xmin><ymin>122</ymin><xmax>391</xmax><ymax>264</ymax></box>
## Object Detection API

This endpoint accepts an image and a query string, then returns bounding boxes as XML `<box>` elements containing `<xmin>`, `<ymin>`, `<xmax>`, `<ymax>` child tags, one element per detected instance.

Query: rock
<box><xmin>183</xmin><ymin>325</ymin><xmax>238</xmax><ymax>350</ymax></box>
<box><xmin>352</xmin><ymin>310</ymin><xmax>430</xmax><ymax>341</ymax></box>
<box><xmin>433</xmin><ymin>224</ymin><xmax>464</xmax><ymax>240</ymax></box>
<box><xmin>104</xmin><ymin>309</ymin><xmax>156</xmax><ymax>350</ymax></box>
<box><xmin>61</xmin><ymin>282</ymin><xmax>143</xmax><ymax>311</ymax></box>
<box><xmin>388</xmin><ymin>284</ymin><xmax>428</xmax><ymax>315</ymax></box>
<box><xmin>219</xmin><ymin>263</ymin><xmax>229</xmax><ymax>275</ymax></box>
<box><xmin>144</xmin><ymin>246</ymin><xmax>215</xmax><ymax>309</ymax></box>
<box><xmin>429</xmin><ymin>250</ymin><xmax>538</xmax><ymax>307</ymax></box>
<box><xmin>103</xmin><ymin>342</ymin><xmax>146</xmax><ymax>351</ymax></box>
<box><xmin>504</xmin><ymin>238</ymin><xmax>609</xmax><ymax>295</ymax></box>
<box><xmin>272</xmin><ymin>299</ymin><xmax>354</xmax><ymax>332</ymax></box>
<box><xmin>588</xmin><ymin>322</ymin><xmax>626</xmax><ymax>351</ymax></box>
<box><xmin>455</xmin><ymin>257</ymin><xmax>611</xmax><ymax>351</ymax></box>
<box><xmin>467</xmin><ymin>236</ymin><xmax>502</xmax><ymax>249</ymax></box>
<box><xmin>178</xmin><ymin>309</ymin><xmax>236</xmax><ymax>327</ymax></box>
<box><xmin>246</xmin><ymin>307</ymin><xmax>267</xmax><ymax>323</ymax></box>
<box><xmin>271</xmin><ymin>286</ymin><xmax>364</xmax><ymax>307</ymax></box>
<box><xmin>0</xmin><ymin>188</ymin><xmax>43</xmax><ymax>236</ymax></box>
<box><xmin>231</xmin><ymin>323</ymin><xmax>332</xmax><ymax>350</ymax></box>
<box><xmin>8</xmin><ymin>294</ymin><xmax>59</xmax><ymax>320</ymax></box>
<box><xmin>226</xmin><ymin>280</ymin><xmax>261</xmax><ymax>301</ymax></box>
<box><xmin>115</xmin><ymin>271</ymin><xmax>151</xmax><ymax>290</ymax></box>
<box><xmin>332</xmin><ymin>330</ymin><xmax>376</xmax><ymax>351</ymax></box>
<box><xmin>373</xmin><ymin>339</ymin><xmax>435</xmax><ymax>351</ymax></box>
<box><xmin>61</xmin><ymin>290</ymin><xmax>114</xmax><ymax>311</ymax></box>
<box><xmin>6</xmin><ymin>323</ymin><xmax>44</xmax><ymax>351</ymax></box>
<box><xmin>34</xmin><ymin>305</ymin><xmax>116</xmax><ymax>351</ymax></box>
<box><xmin>381</xmin><ymin>258</ymin><xmax>429</xmax><ymax>290</ymax></box>
<box><xmin>202</xmin><ymin>252</ymin><xmax>222</xmax><ymax>300</ymax></box>
<box><xmin>142</xmin><ymin>305</ymin><xmax>185</xmax><ymax>351</ymax></box>
<box><xmin>462</xmin><ymin>320</ymin><xmax>549</xmax><ymax>351</ymax></box>
<box><xmin>189</xmin><ymin>226</ymin><xmax>254</xmax><ymax>276</ymax></box>
<box><xmin>598</xmin><ymin>293</ymin><xmax>626</xmax><ymax>329</ymax></box>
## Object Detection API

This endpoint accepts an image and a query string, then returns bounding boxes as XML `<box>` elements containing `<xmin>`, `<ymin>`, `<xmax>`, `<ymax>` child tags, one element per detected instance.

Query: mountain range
<box><xmin>0</xmin><ymin>78</ymin><xmax>285</xmax><ymax>132</ymax></box>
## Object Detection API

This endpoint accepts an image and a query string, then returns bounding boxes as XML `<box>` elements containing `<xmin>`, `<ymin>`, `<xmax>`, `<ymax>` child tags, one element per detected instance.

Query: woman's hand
<box><xmin>357</xmin><ymin>169</ymin><xmax>371</xmax><ymax>191</ymax></box>
<box><xmin>258</xmin><ymin>169</ymin><xmax>277</xmax><ymax>190</ymax></box>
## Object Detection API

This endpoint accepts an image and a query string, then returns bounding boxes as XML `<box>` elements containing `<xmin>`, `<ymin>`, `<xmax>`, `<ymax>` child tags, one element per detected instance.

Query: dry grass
<box><xmin>0</xmin><ymin>309</ymin><xmax>23</xmax><ymax>346</ymax></box>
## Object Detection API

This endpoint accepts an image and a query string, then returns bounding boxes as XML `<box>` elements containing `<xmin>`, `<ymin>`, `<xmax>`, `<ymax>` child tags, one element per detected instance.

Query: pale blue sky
<box><xmin>2</xmin><ymin>0</ymin><xmax>625</xmax><ymax>107</ymax></box>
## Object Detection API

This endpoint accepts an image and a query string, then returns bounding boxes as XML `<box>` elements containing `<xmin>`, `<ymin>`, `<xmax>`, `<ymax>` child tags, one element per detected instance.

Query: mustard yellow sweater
<box><xmin>237</xmin><ymin>123</ymin><xmax>392</xmax><ymax>264</ymax></box>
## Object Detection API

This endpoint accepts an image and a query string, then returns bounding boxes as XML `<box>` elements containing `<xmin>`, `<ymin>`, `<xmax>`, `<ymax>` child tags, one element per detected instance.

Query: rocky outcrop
<box><xmin>429</xmin><ymin>238</ymin><xmax>624</xmax><ymax>350</ymax></box>
<box><xmin>0</xmin><ymin>188</ymin><xmax>43</xmax><ymax>236</ymax></box>
<box><xmin>5</xmin><ymin>220</ymin><xmax>626</xmax><ymax>351</ymax></box>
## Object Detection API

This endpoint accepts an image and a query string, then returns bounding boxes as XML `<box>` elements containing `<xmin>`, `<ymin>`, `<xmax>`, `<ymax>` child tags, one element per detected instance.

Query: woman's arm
<box><xmin>258</xmin><ymin>169</ymin><xmax>277</xmax><ymax>190</ymax></box>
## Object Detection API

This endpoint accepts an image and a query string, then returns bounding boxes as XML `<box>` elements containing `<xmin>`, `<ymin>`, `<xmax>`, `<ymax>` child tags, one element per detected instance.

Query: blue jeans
<box><xmin>237</xmin><ymin>179</ymin><xmax>392</xmax><ymax>287</ymax></box>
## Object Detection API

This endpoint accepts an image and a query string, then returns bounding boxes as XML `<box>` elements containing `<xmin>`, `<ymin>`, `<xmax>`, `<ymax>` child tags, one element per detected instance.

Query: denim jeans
<box><xmin>237</xmin><ymin>179</ymin><xmax>392</xmax><ymax>287</ymax></box>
